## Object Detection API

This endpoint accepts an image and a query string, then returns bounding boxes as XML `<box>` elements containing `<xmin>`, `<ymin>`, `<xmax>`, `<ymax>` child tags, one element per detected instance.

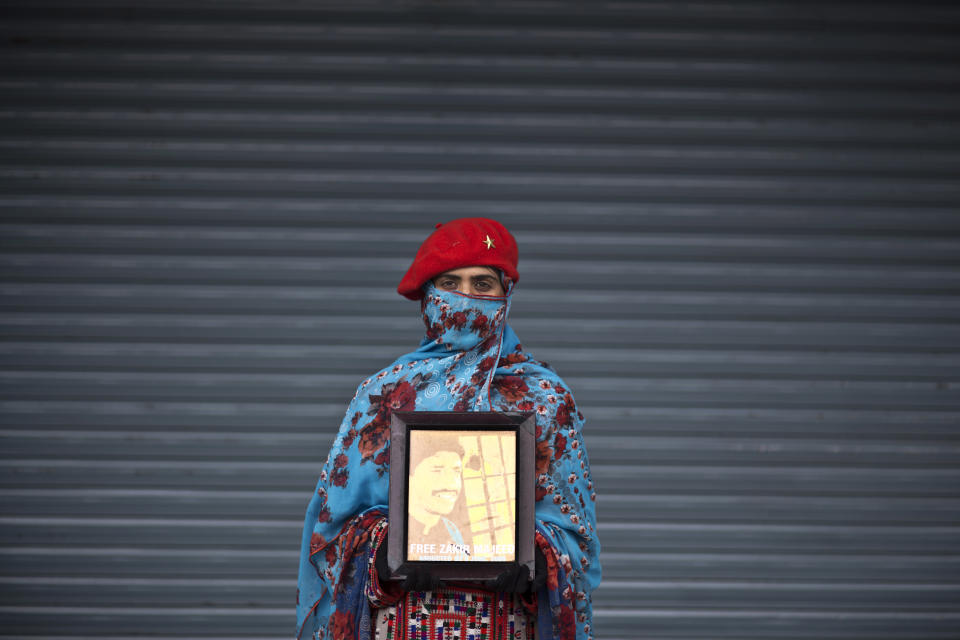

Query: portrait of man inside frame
<box><xmin>405</xmin><ymin>428</ymin><xmax>518</xmax><ymax>563</ymax></box>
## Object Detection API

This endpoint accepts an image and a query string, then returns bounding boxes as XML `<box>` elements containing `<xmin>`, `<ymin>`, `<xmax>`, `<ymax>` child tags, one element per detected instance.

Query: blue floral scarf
<box><xmin>296</xmin><ymin>282</ymin><xmax>601</xmax><ymax>639</ymax></box>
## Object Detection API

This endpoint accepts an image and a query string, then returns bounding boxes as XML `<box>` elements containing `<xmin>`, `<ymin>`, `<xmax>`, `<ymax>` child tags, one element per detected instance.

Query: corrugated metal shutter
<box><xmin>2</xmin><ymin>1</ymin><xmax>959</xmax><ymax>638</ymax></box>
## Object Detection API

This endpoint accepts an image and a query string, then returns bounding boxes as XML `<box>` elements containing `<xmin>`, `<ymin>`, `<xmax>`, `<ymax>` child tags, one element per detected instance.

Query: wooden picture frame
<box><xmin>387</xmin><ymin>411</ymin><xmax>536</xmax><ymax>582</ymax></box>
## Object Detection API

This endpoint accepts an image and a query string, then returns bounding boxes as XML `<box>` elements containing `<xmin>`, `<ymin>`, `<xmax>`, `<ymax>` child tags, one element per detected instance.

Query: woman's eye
<box><xmin>438</xmin><ymin>280</ymin><xmax>457</xmax><ymax>289</ymax></box>
<box><xmin>474</xmin><ymin>281</ymin><xmax>491</xmax><ymax>290</ymax></box>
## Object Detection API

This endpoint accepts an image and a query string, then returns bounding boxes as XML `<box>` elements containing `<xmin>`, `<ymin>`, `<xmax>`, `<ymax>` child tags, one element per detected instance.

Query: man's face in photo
<box><xmin>409</xmin><ymin>450</ymin><xmax>463</xmax><ymax>517</ymax></box>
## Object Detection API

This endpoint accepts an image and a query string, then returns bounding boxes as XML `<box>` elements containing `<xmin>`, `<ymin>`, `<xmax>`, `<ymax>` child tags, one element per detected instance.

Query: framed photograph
<box><xmin>387</xmin><ymin>411</ymin><xmax>536</xmax><ymax>582</ymax></box>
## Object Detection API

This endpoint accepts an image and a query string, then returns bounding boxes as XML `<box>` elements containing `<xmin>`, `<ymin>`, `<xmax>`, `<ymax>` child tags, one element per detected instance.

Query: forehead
<box><xmin>434</xmin><ymin>266</ymin><xmax>499</xmax><ymax>279</ymax></box>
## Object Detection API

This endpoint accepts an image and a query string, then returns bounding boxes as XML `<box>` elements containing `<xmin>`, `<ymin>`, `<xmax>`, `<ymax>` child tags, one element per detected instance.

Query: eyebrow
<box><xmin>434</xmin><ymin>273</ymin><xmax>498</xmax><ymax>281</ymax></box>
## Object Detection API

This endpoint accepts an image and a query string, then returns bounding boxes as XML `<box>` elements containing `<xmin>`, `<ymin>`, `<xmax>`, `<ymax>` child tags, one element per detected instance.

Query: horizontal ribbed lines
<box><xmin>1</xmin><ymin>1</ymin><xmax>959</xmax><ymax>638</ymax></box>
<box><xmin>6</xmin><ymin>111</ymin><xmax>960</xmax><ymax>148</ymax></box>
<box><xmin>7</xmin><ymin>138</ymin><xmax>960</xmax><ymax>176</ymax></box>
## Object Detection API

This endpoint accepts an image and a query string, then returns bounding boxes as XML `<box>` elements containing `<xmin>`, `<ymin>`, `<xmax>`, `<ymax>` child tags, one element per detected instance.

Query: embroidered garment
<box><xmin>363</xmin><ymin>518</ymin><xmax>535</xmax><ymax>640</ymax></box>
<box><xmin>296</xmin><ymin>282</ymin><xmax>601</xmax><ymax>640</ymax></box>
<box><xmin>372</xmin><ymin>587</ymin><xmax>534</xmax><ymax>640</ymax></box>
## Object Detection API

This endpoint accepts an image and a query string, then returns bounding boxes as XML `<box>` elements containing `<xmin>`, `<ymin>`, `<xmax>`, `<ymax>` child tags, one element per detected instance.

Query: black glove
<box><xmin>531</xmin><ymin>546</ymin><xmax>547</xmax><ymax>594</ymax></box>
<box><xmin>400</xmin><ymin>566</ymin><xmax>441</xmax><ymax>591</ymax></box>
<box><xmin>490</xmin><ymin>562</ymin><xmax>531</xmax><ymax>592</ymax></box>
<box><xmin>374</xmin><ymin>533</ymin><xmax>391</xmax><ymax>583</ymax></box>
<box><xmin>377</xmin><ymin>532</ymin><xmax>439</xmax><ymax>591</ymax></box>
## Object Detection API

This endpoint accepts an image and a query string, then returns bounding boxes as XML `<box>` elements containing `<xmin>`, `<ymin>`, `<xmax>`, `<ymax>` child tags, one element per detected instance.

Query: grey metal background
<box><xmin>2</xmin><ymin>1</ymin><xmax>959</xmax><ymax>638</ymax></box>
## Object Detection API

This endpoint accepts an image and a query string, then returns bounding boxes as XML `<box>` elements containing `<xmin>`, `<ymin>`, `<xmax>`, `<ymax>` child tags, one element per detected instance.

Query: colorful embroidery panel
<box><xmin>373</xmin><ymin>588</ymin><xmax>533</xmax><ymax>640</ymax></box>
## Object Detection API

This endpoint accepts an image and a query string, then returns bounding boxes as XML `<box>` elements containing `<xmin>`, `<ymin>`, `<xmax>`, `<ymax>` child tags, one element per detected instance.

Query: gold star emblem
<box><xmin>483</xmin><ymin>235</ymin><xmax>495</xmax><ymax>249</ymax></box>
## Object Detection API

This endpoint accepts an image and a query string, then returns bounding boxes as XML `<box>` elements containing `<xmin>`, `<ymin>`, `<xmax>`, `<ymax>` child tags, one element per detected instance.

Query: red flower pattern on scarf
<box><xmin>445</xmin><ymin>310</ymin><xmax>468</xmax><ymax>329</ymax></box>
<box><xmin>470</xmin><ymin>355</ymin><xmax>497</xmax><ymax>385</ymax></box>
<box><xmin>452</xmin><ymin>385</ymin><xmax>477</xmax><ymax>411</ymax></box>
<box><xmin>494</xmin><ymin>375</ymin><xmax>529</xmax><ymax>402</ymax></box>
<box><xmin>331</xmin><ymin>467</ymin><xmax>349</xmax><ymax>487</ymax></box>
<box><xmin>328</xmin><ymin>609</ymin><xmax>355</xmax><ymax>640</ymax></box>
<box><xmin>556</xmin><ymin>401</ymin><xmax>574</xmax><ymax>428</ymax></box>
<box><xmin>310</xmin><ymin>532</ymin><xmax>326</xmax><ymax>556</ymax></box>
<box><xmin>357</xmin><ymin>421</ymin><xmax>389</xmax><ymax>462</ymax></box>
<box><xmin>382</xmin><ymin>380</ymin><xmax>416</xmax><ymax>415</ymax></box>
<box><xmin>536</xmin><ymin>438</ymin><xmax>554</xmax><ymax>476</ymax></box>
<box><xmin>553</xmin><ymin>432</ymin><xmax>567</xmax><ymax>459</ymax></box>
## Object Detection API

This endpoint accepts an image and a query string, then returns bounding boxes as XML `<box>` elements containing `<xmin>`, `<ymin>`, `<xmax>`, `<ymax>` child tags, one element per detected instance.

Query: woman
<box><xmin>296</xmin><ymin>218</ymin><xmax>601</xmax><ymax>640</ymax></box>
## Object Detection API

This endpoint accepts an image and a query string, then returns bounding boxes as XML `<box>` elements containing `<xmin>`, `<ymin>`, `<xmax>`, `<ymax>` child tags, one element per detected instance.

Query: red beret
<box><xmin>397</xmin><ymin>217</ymin><xmax>519</xmax><ymax>300</ymax></box>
